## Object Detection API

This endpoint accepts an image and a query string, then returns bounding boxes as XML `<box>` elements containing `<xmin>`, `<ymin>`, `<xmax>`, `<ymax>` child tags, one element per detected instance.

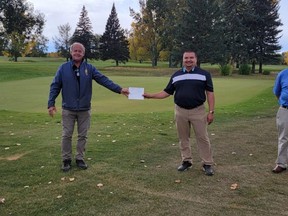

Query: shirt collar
<box><xmin>182</xmin><ymin>67</ymin><xmax>195</xmax><ymax>73</ymax></box>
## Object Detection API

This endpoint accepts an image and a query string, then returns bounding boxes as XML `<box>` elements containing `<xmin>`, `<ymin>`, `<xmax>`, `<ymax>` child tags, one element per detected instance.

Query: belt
<box><xmin>177</xmin><ymin>104</ymin><xmax>203</xmax><ymax>110</ymax></box>
<box><xmin>281</xmin><ymin>105</ymin><xmax>288</xmax><ymax>109</ymax></box>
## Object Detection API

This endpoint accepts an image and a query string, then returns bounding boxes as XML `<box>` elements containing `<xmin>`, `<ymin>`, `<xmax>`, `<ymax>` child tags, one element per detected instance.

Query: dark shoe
<box><xmin>177</xmin><ymin>161</ymin><xmax>192</xmax><ymax>171</ymax></box>
<box><xmin>272</xmin><ymin>165</ymin><xmax>286</xmax><ymax>174</ymax></box>
<box><xmin>61</xmin><ymin>159</ymin><xmax>71</xmax><ymax>172</ymax></box>
<box><xmin>203</xmin><ymin>164</ymin><xmax>214</xmax><ymax>176</ymax></box>
<box><xmin>76</xmin><ymin>159</ymin><xmax>88</xmax><ymax>170</ymax></box>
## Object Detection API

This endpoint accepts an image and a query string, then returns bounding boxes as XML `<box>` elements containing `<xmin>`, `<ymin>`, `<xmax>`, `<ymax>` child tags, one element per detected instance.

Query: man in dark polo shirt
<box><xmin>143</xmin><ymin>51</ymin><xmax>215</xmax><ymax>176</ymax></box>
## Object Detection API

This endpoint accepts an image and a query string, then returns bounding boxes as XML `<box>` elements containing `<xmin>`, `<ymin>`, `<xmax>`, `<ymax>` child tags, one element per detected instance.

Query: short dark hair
<box><xmin>183</xmin><ymin>50</ymin><xmax>197</xmax><ymax>58</ymax></box>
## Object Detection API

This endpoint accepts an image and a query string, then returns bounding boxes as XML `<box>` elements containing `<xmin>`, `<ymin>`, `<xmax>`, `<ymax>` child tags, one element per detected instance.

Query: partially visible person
<box><xmin>272</xmin><ymin>68</ymin><xmax>288</xmax><ymax>174</ymax></box>
<box><xmin>143</xmin><ymin>51</ymin><xmax>215</xmax><ymax>176</ymax></box>
<box><xmin>48</xmin><ymin>42</ymin><xmax>129</xmax><ymax>172</ymax></box>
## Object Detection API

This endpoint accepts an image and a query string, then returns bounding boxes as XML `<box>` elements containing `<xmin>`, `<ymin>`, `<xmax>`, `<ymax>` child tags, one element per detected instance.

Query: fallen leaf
<box><xmin>140</xmin><ymin>160</ymin><xmax>145</xmax><ymax>163</ymax></box>
<box><xmin>4</xmin><ymin>147</ymin><xmax>9</xmax><ymax>150</ymax></box>
<box><xmin>112</xmin><ymin>140</ymin><xmax>116</xmax><ymax>143</ymax></box>
<box><xmin>230</xmin><ymin>183</ymin><xmax>238</xmax><ymax>190</ymax></box>
<box><xmin>156</xmin><ymin>165</ymin><xmax>161</xmax><ymax>168</ymax></box>
<box><xmin>0</xmin><ymin>198</ymin><xmax>5</xmax><ymax>204</ymax></box>
<box><xmin>57</xmin><ymin>195</ymin><xmax>62</xmax><ymax>199</ymax></box>
<box><xmin>97</xmin><ymin>183</ymin><xmax>103</xmax><ymax>188</ymax></box>
<box><xmin>175</xmin><ymin>179</ymin><xmax>181</xmax><ymax>183</ymax></box>
<box><xmin>69</xmin><ymin>178</ymin><xmax>75</xmax><ymax>182</ymax></box>
<box><xmin>232</xmin><ymin>152</ymin><xmax>236</xmax><ymax>155</ymax></box>
<box><xmin>61</xmin><ymin>177</ymin><xmax>65</xmax><ymax>181</ymax></box>
<box><xmin>24</xmin><ymin>185</ymin><xmax>29</xmax><ymax>188</ymax></box>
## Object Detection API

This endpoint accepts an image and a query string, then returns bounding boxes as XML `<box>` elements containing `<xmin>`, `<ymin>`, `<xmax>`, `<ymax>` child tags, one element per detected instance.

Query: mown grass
<box><xmin>1</xmin><ymin>58</ymin><xmax>288</xmax><ymax>215</ymax></box>
<box><xmin>0</xmin><ymin>75</ymin><xmax>275</xmax><ymax>114</ymax></box>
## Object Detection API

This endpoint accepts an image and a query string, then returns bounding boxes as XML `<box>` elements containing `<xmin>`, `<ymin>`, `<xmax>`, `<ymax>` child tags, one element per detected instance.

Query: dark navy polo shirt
<box><xmin>164</xmin><ymin>67</ymin><xmax>214</xmax><ymax>109</ymax></box>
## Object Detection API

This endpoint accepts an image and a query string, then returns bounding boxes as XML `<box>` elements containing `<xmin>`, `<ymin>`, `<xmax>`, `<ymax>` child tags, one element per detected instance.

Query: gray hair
<box><xmin>70</xmin><ymin>42</ymin><xmax>85</xmax><ymax>53</ymax></box>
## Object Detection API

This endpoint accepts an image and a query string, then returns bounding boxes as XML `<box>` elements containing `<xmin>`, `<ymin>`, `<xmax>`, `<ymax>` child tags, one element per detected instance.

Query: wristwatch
<box><xmin>209</xmin><ymin>110</ymin><xmax>214</xmax><ymax>114</ymax></box>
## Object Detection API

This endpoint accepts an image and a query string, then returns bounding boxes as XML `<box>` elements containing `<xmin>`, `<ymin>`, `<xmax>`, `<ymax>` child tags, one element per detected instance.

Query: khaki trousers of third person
<box><xmin>175</xmin><ymin>104</ymin><xmax>214</xmax><ymax>165</ymax></box>
<box><xmin>275</xmin><ymin>106</ymin><xmax>288</xmax><ymax>167</ymax></box>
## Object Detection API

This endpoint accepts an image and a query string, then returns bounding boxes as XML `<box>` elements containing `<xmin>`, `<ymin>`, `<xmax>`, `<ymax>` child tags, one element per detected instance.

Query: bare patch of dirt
<box><xmin>0</xmin><ymin>152</ymin><xmax>28</xmax><ymax>161</ymax></box>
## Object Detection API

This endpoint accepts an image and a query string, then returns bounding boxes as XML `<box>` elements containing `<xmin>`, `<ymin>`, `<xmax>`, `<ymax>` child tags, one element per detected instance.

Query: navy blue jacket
<box><xmin>48</xmin><ymin>60</ymin><xmax>122</xmax><ymax>111</ymax></box>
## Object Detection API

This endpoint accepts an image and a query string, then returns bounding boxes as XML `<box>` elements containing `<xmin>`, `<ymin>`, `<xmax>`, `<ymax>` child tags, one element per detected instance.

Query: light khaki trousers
<box><xmin>61</xmin><ymin>109</ymin><xmax>91</xmax><ymax>161</ymax></box>
<box><xmin>175</xmin><ymin>104</ymin><xmax>214</xmax><ymax>165</ymax></box>
<box><xmin>275</xmin><ymin>107</ymin><xmax>288</xmax><ymax>168</ymax></box>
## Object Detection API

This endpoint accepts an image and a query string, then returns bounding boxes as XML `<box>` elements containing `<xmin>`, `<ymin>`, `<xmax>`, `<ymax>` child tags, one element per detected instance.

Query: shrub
<box><xmin>219</xmin><ymin>64</ymin><xmax>232</xmax><ymax>76</ymax></box>
<box><xmin>238</xmin><ymin>64</ymin><xmax>251</xmax><ymax>75</ymax></box>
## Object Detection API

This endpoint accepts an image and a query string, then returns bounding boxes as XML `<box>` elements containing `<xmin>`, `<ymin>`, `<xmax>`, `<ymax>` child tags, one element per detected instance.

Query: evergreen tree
<box><xmin>70</xmin><ymin>6</ymin><xmax>96</xmax><ymax>61</ymax></box>
<box><xmin>220</xmin><ymin>0</ymin><xmax>254</xmax><ymax>66</ymax></box>
<box><xmin>173</xmin><ymin>0</ymin><xmax>223</xmax><ymax>66</ymax></box>
<box><xmin>248</xmin><ymin>0</ymin><xmax>282</xmax><ymax>73</ymax></box>
<box><xmin>100</xmin><ymin>3</ymin><xmax>129</xmax><ymax>66</ymax></box>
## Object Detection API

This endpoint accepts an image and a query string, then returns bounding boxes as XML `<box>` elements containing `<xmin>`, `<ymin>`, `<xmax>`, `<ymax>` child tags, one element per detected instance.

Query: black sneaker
<box><xmin>61</xmin><ymin>159</ymin><xmax>71</xmax><ymax>172</ymax></box>
<box><xmin>76</xmin><ymin>159</ymin><xmax>88</xmax><ymax>170</ymax></box>
<box><xmin>177</xmin><ymin>161</ymin><xmax>192</xmax><ymax>171</ymax></box>
<box><xmin>203</xmin><ymin>164</ymin><xmax>214</xmax><ymax>176</ymax></box>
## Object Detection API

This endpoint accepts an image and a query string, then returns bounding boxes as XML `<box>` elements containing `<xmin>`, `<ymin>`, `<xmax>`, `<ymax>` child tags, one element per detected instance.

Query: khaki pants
<box><xmin>276</xmin><ymin>107</ymin><xmax>288</xmax><ymax>167</ymax></box>
<box><xmin>61</xmin><ymin>109</ymin><xmax>91</xmax><ymax>161</ymax></box>
<box><xmin>175</xmin><ymin>104</ymin><xmax>214</xmax><ymax>165</ymax></box>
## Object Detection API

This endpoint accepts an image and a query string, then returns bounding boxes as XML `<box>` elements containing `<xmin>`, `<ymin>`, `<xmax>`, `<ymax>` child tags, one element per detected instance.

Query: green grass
<box><xmin>1</xmin><ymin>58</ymin><xmax>287</xmax><ymax>216</ymax></box>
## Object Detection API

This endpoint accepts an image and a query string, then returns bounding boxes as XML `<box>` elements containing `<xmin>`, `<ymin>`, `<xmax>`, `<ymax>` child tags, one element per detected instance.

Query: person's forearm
<box><xmin>207</xmin><ymin>91</ymin><xmax>215</xmax><ymax>112</ymax></box>
<box><xmin>144</xmin><ymin>91</ymin><xmax>170</xmax><ymax>99</ymax></box>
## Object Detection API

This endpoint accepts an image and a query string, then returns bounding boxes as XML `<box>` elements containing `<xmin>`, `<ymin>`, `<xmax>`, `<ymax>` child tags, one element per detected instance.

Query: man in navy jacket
<box><xmin>48</xmin><ymin>42</ymin><xmax>129</xmax><ymax>172</ymax></box>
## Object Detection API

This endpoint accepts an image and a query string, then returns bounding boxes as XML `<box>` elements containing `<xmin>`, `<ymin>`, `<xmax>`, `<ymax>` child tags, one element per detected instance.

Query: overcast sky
<box><xmin>28</xmin><ymin>0</ymin><xmax>288</xmax><ymax>52</ymax></box>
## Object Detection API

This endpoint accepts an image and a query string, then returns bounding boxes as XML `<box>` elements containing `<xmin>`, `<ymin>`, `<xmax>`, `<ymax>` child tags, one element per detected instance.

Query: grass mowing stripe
<box><xmin>0</xmin><ymin>76</ymin><xmax>274</xmax><ymax>114</ymax></box>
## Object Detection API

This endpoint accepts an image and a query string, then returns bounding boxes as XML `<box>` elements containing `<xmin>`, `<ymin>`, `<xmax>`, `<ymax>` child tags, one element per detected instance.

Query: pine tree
<box><xmin>220</xmin><ymin>0</ymin><xmax>254</xmax><ymax>66</ymax></box>
<box><xmin>100</xmin><ymin>3</ymin><xmax>129</xmax><ymax>66</ymax></box>
<box><xmin>70</xmin><ymin>6</ymin><xmax>96</xmax><ymax>61</ymax></box>
<box><xmin>248</xmin><ymin>0</ymin><xmax>282</xmax><ymax>73</ymax></box>
<box><xmin>173</xmin><ymin>0</ymin><xmax>223</xmax><ymax>66</ymax></box>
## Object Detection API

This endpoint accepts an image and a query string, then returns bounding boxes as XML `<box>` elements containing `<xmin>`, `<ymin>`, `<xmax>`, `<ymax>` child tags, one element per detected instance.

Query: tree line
<box><xmin>129</xmin><ymin>0</ymin><xmax>284</xmax><ymax>73</ymax></box>
<box><xmin>0</xmin><ymin>0</ymin><xmax>286</xmax><ymax>72</ymax></box>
